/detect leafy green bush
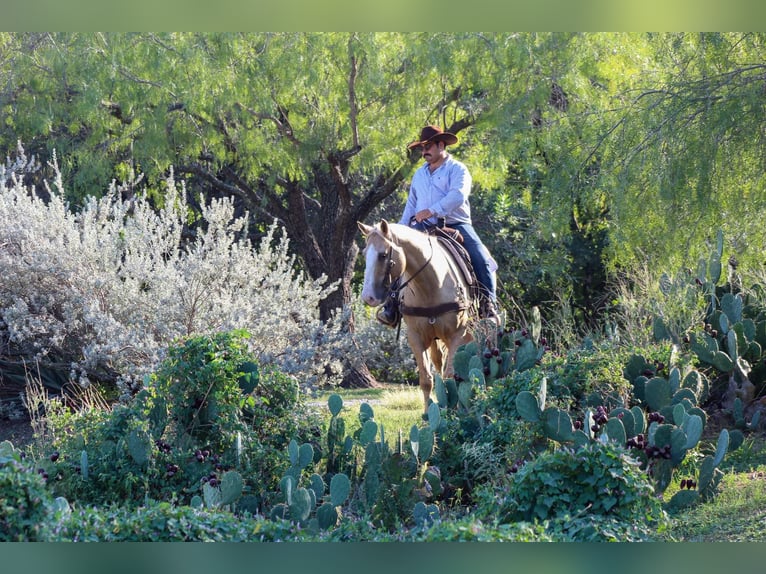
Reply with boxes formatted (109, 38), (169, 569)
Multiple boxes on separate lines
(148, 330), (258, 452)
(46, 501), (292, 542)
(543, 513), (663, 542)
(32, 331), (321, 508)
(547, 343), (641, 409)
(0, 441), (55, 541)
(476, 441), (667, 529)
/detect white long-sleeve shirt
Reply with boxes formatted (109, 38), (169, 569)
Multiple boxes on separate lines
(399, 154), (472, 226)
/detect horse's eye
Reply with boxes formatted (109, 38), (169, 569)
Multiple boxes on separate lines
(378, 250), (389, 261)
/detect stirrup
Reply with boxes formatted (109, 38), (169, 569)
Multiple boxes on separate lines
(376, 301), (400, 327)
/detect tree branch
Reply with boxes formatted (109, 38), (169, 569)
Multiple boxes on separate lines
(178, 162), (289, 223)
(347, 34), (360, 149)
(235, 101), (302, 148)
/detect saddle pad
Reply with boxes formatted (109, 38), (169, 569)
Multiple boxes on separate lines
(433, 231), (480, 302)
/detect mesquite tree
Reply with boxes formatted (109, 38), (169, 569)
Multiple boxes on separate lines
(3, 33), (766, 349)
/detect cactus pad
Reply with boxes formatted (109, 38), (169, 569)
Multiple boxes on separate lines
(543, 408), (574, 443)
(328, 394), (343, 416)
(317, 502), (339, 530)
(645, 377), (671, 411)
(220, 470), (244, 506)
(330, 473), (351, 506)
(516, 390), (541, 422)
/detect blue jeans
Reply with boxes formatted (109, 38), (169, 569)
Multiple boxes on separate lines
(412, 220), (497, 305)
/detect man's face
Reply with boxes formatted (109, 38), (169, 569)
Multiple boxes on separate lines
(421, 140), (442, 164)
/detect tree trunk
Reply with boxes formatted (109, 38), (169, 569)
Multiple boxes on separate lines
(340, 361), (380, 389)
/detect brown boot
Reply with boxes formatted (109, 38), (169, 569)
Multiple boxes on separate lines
(480, 300), (500, 326)
(376, 297), (400, 327)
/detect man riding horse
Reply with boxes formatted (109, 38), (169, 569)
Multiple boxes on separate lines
(377, 125), (499, 327)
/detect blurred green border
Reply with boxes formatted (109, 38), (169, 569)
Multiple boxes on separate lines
(3, 0), (764, 570)
(4, 540), (766, 573)
(1, 0), (764, 31)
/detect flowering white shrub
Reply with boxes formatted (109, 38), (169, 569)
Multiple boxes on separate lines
(0, 153), (355, 398)
(1, 141), (40, 185)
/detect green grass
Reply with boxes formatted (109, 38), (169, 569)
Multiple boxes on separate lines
(662, 437), (766, 541)
(313, 383), (424, 451)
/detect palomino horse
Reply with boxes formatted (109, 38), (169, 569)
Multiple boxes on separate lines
(358, 219), (477, 414)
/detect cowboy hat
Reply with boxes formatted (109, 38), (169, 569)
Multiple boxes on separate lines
(407, 125), (459, 149)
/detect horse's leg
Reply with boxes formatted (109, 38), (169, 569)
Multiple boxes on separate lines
(429, 340), (444, 376)
(408, 332), (434, 414)
(443, 330), (473, 381)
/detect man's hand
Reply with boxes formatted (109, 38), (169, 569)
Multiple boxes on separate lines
(414, 208), (433, 222)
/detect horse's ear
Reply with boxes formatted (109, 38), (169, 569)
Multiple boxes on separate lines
(358, 221), (373, 236)
(380, 219), (390, 235)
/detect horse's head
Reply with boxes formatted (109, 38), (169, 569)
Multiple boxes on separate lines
(358, 220), (405, 307)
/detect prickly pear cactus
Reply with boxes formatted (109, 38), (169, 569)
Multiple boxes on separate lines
(219, 470), (243, 506)
(317, 502), (339, 530)
(127, 429), (152, 466)
(515, 390), (542, 423)
(413, 501), (440, 528)
(329, 473), (351, 506)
